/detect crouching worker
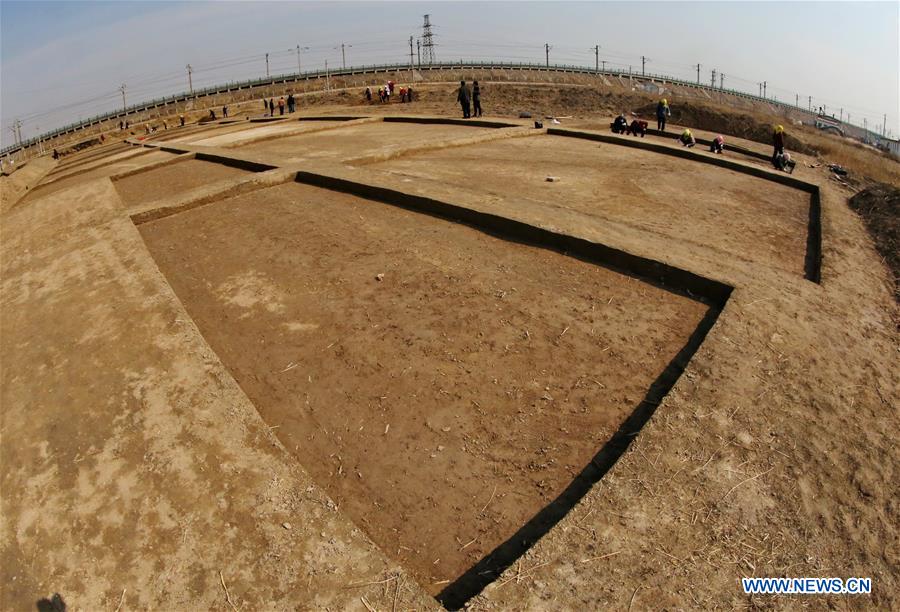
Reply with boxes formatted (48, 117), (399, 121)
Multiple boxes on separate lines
(709, 134), (725, 153)
(774, 150), (796, 173)
(679, 128), (695, 147)
(612, 113), (628, 134)
(628, 119), (648, 137)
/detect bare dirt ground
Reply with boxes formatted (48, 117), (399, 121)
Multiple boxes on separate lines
(0, 155), (56, 215)
(2, 103), (898, 611)
(113, 158), (251, 208)
(365, 134), (811, 278)
(234, 121), (492, 163)
(138, 182), (709, 593)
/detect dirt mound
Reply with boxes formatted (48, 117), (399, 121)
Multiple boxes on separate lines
(637, 101), (816, 155)
(849, 183), (900, 301)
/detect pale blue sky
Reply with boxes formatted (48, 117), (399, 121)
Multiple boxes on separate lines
(1, 1), (898, 144)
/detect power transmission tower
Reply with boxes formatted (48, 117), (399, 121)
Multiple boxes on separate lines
(720, 73), (724, 89)
(265, 52), (270, 78)
(696, 63), (701, 84)
(421, 14), (436, 64)
(884, 114), (887, 136)
(545, 43), (551, 67)
(710, 68), (716, 88)
(641, 56), (648, 76)
(795, 93), (799, 107)
(119, 83), (127, 111)
(602, 60), (607, 71)
(593, 45), (599, 72)
(416, 39), (421, 68)
(808, 96), (812, 112)
(186, 64), (193, 94)
(763, 81), (767, 98)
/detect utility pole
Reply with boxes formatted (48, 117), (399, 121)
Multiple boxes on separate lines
(696, 63), (701, 84)
(265, 52), (270, 78)
(795, 93), (799, 107)
(296, 45), (309, 74)
(840, 108), (843, 122)
(758, 83), (762, 97)
(641, 56), (647, 76)
(338, 43), (351, 70)
(710, 68), (716, 88)
(763, 81), (767, 98)
(409, 36), (414, 69)
(884, 114), (888, 136)
(325, 59), (329, 91)
(808, 96), (812, 112)
(593, 45), (599, 72)
(186, 64), (193, 94)
(421, 14), (436, 64)
(416, 39), (421, 69)
(545, 43), (550, 67)
(602, 60), (607, 71)
(720, 73), (724, 89)
(119, 83), (127, 111)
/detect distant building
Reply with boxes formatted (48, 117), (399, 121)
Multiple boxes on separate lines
(814, 114), (844, 136)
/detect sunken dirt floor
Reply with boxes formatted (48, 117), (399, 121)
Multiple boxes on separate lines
(137, 182), (709, 592)
(113, 158), (252, 207)
(2, 113), (898, 611)
(233, 121), (493, 162)
(364, 134), (811, 278)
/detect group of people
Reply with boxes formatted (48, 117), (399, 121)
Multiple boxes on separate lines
(263, 94), (297, 116)
(456, 80), (483, 118)
(365, 82), (414, 103)
(612, 113), (648, 137)
(607, 97), (798, 172)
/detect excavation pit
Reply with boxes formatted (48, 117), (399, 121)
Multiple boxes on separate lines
(233, 120), (495, 164)
(113, 158), (255, 208)
(366, 134), (812, 277)
(189, 120), (349, 148)
(137, 181), (712, 594)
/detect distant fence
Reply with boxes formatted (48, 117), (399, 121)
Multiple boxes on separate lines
(0, 60), (860, 157)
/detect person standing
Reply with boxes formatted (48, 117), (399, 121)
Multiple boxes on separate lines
(656, 98), (670, 131)
(457, 80), (471, 118)
(472, 80), (483, 117)
(263, 98), (269, 115)
(278, 96), (286, 115)
(222, 105), (228, 118)
(365, 87), (372, 102)
(268, 98), (275, 116)
(772, 125), (785, 168)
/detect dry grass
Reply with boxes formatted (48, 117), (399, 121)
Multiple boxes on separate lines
(795, 128), (900, 186)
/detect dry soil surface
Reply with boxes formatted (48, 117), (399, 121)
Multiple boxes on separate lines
(138, 182), (709, 592)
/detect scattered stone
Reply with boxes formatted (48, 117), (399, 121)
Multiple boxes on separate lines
(375, 273), (385, 281)
(545, 176), (559, 182)
(282, 522), (292, 530)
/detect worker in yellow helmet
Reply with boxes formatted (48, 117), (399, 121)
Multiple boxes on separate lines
(772, 124), (786, 168)
(679, 128), (696, 148)
(656, 98), (671, 131)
